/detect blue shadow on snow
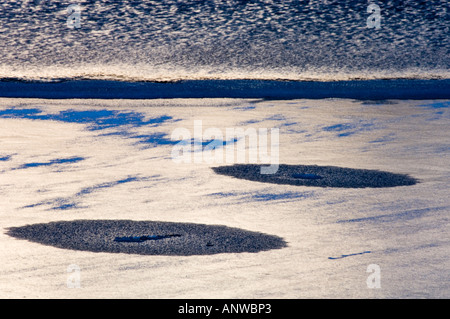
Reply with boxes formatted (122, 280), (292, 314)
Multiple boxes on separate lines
(17, 156), (84, 169)
(0, 108), (173, 131)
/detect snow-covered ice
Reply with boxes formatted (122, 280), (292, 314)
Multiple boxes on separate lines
(0, 97), (448, 298)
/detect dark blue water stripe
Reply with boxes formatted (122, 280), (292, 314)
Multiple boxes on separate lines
(0, 79), (449, 100)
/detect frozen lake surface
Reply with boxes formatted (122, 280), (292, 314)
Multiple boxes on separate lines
(0, 97), (448, 298)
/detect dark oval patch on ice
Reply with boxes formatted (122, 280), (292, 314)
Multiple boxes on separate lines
(212, 164), (418, 188)
(6, 220), (287, 256)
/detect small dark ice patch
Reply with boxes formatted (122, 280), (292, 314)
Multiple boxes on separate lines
(212, 164), (418, 188)
(292, 173), (323, 180)
(114, 234), (182, 242)
(328, 251), (372, 260)
(6, 220), (287, 256)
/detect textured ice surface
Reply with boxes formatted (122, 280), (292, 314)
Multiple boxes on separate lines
(0, 0), (448, 82)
